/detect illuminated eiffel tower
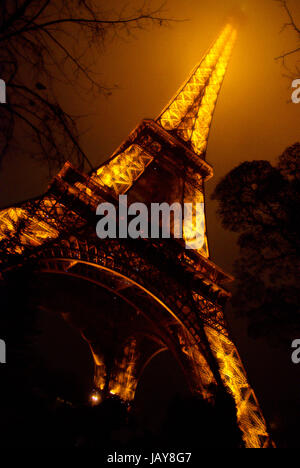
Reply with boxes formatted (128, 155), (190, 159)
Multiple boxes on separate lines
(0, 25), (273, 448)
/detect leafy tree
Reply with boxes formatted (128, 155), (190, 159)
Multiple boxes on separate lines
(0, 0), (173, 172)
(212, 143), (300, 341)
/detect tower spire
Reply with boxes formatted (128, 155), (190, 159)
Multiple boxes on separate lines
(157, 24), (237, 157)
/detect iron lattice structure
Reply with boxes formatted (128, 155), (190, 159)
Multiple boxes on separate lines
(0, 25), (273, 448)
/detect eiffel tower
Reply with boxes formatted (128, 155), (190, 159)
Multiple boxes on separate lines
(0, 24), (273, 448)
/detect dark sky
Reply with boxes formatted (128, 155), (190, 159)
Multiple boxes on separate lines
(1, 0), (300, 441)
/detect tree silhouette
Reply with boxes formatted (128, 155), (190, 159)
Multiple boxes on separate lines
(0, 0), (174, 172)
(212, 143), (300, 342)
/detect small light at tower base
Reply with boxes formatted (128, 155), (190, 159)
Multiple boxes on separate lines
(90, 390), (101, 405)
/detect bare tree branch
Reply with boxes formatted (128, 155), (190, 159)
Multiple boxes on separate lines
(275, 0), (300, 64)
(277, 0), (300, 34)
(0, 0), (176, 173)
(275, 47), (300, 60)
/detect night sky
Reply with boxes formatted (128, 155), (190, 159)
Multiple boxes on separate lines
(1, 0), (300, 443)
